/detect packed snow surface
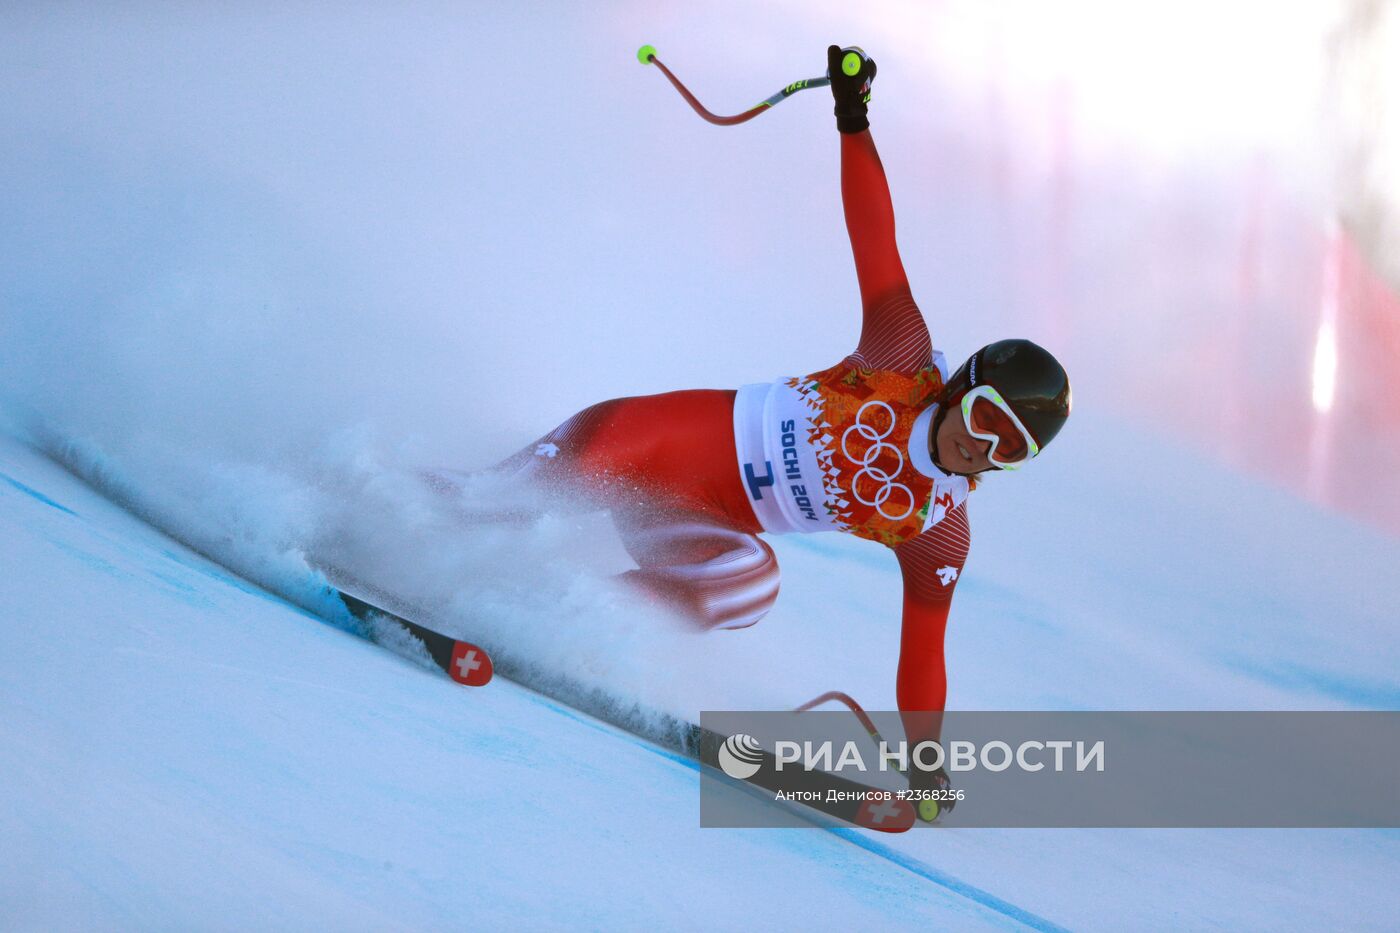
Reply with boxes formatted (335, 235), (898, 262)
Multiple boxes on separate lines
(3, 3), (1399, 929)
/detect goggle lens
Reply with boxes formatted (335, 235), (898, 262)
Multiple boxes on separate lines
(967, 395), (1030, 463)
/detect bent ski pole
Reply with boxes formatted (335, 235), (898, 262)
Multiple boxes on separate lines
(795, 690), (887, 748)
(636, 44), (830, 126)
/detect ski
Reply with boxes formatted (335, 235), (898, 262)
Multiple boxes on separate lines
(686, 723), (916, 833)
(327, 574), (493, 687)
(315, 568), (908, 829)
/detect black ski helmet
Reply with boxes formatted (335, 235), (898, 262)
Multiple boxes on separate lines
(938, 338), (1072, 456)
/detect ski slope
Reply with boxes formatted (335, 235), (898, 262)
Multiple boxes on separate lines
(3, 415), (1399, 930)
(4, 3), (1400, 929)
(0, 434), (1043, 930)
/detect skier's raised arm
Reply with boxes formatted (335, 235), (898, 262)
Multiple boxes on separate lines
(827, 45), (931, 373)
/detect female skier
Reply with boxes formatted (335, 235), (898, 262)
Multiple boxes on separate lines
(454, 46), (1070, 807)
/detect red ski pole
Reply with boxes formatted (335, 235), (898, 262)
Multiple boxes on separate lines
(636, 44), (831, 126)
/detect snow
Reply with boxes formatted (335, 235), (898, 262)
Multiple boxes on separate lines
(0, 437), (1028, 930)
(3, 2), (1399, 929)
(4, 403), (1399, 930)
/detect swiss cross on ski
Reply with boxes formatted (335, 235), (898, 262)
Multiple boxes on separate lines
(450, 642), (493, 686)
(857, 793), (916, 832)
(332, 584), (495, 688)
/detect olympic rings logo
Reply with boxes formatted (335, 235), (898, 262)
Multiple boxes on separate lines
(840, 400), (915, 521)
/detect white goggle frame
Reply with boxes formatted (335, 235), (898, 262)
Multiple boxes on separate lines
(960, 384), (1039, 470)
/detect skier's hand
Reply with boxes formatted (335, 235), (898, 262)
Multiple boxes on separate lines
(827, 45), (877, 134)
(909, 765), (958, 823)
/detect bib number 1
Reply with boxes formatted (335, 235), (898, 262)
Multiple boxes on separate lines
(744, 460), (775, 500)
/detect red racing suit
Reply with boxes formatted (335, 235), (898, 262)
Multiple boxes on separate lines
(484, 130), (971, 732)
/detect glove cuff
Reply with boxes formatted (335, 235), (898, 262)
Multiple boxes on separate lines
(835, 111), (869, 134)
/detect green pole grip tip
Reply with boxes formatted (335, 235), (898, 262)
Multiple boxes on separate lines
(841, 51), (862, 76)
(637, 44), (657, 65)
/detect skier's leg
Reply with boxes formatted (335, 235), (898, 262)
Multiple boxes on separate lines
(460, 389), (761, 530)
(485, 398), (621, 483)
(418, 399), (630, 522)
(422, 389), (776, 628)
(614, 516), (780, 630)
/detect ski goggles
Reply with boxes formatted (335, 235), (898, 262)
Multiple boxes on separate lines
(960, 384), (1039, 470)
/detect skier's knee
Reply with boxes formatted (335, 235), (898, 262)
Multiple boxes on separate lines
(670, 533), (781, 631)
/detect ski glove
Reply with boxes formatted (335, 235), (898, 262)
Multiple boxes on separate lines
(827, 45), (877, 134)
(910, 765), (959, 823)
